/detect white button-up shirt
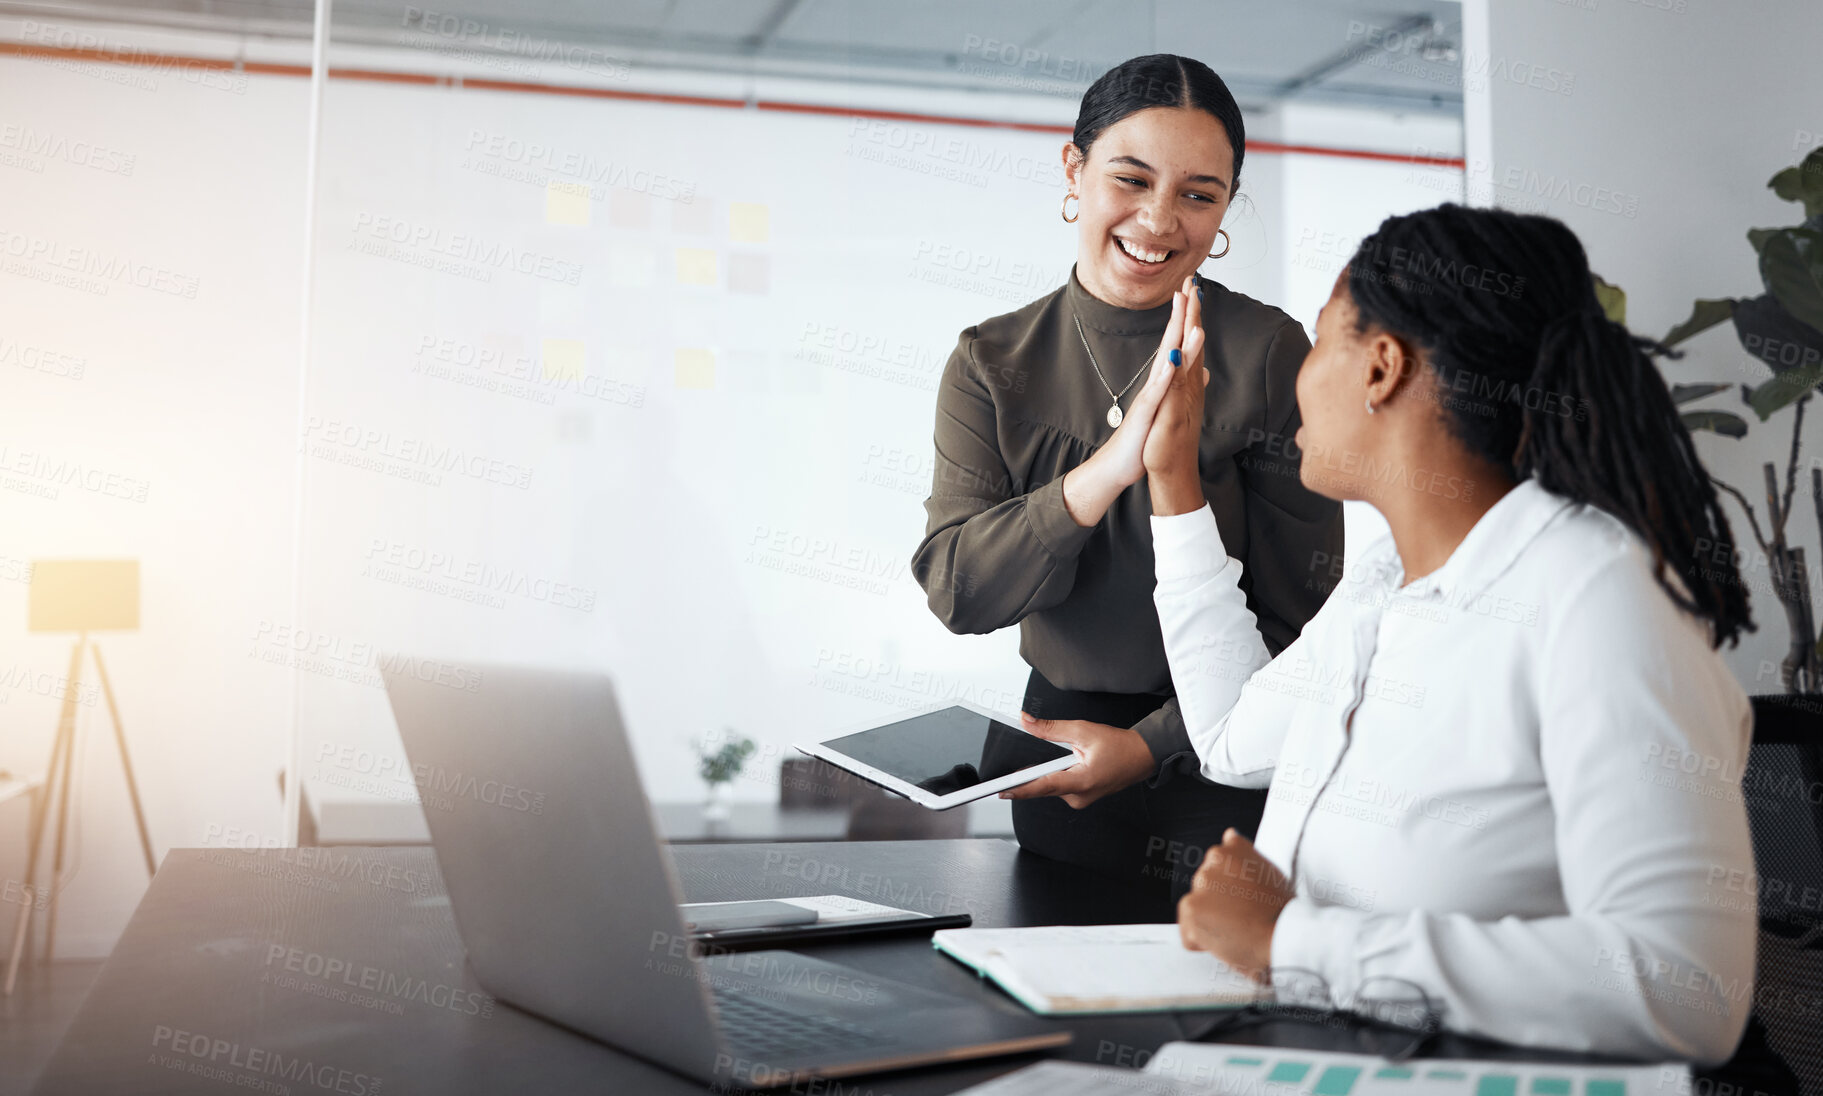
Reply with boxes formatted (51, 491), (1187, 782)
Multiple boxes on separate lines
(1152, 478), (1757, 1064)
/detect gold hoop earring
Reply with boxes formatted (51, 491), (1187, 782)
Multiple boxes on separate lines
(1061, 193), (1079, 223)
(1207, 228), (1231, 260)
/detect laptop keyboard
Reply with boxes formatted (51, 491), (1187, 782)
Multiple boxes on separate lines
(713, 987), (892, 1057)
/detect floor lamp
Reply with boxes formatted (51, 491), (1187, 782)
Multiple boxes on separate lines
(3, 560), (156, 996)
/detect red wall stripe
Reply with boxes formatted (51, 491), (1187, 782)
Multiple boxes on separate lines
(0, 39), (1466, 169)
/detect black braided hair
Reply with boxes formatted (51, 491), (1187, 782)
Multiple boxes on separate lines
(1072, 54), (1245, 192)
(1345, 203), (1753, 649)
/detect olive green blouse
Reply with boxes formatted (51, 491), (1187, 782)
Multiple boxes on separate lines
(912, 265), (1344, 782)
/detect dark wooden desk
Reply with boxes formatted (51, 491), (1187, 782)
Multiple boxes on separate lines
(32, 842), (1668, 1096)
(31, 842), (1179, 1095)
(653, 799), (1015, 844)
(298, 791), (1016, 845)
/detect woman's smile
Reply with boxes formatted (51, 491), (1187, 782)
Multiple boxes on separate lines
(1113, 235), (1177, 275)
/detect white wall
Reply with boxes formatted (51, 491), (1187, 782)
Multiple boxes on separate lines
(1260, 101), (1466, 550)
(0, 20), (1457, 955)
(1474, 0), (1823, 692)
(0, 40), (307, 956)
(292, 73), (1460, 824)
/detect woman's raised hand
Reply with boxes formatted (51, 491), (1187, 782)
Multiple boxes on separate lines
(1095, 284), (1192, 487)
(1143, 275), (1209, 483)
(1143, 276), (1213, 517)
(1059, 276), (1207, 527)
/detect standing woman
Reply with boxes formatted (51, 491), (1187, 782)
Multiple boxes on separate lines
(911, 54), (1343, 894)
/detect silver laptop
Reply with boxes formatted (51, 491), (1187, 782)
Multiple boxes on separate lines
(380, 661), (1071, 1089)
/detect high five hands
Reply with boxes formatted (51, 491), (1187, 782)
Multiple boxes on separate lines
(1018, 279), (1289, 971)
(1006, 275), (1213, 811)
(1061, 275), (1212, 527)
(1140, 276), (1217, 518)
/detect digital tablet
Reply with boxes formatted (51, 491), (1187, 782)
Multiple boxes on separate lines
(679, 895), (972, 952)
(795, 703), (1079, 810)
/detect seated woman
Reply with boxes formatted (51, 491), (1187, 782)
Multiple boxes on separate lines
(1047, 204), (1759, 1062)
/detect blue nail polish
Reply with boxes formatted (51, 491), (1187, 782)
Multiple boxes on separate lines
(1197, 286), (1204, 301)
(1169, 348), (1182, 367)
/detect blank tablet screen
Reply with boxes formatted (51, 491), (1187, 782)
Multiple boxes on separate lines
(820, 707), (1073, 796)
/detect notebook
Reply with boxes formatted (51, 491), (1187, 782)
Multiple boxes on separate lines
(931, 923), (1257, 1014)
(949, 1047), (1689, 1096)
(946, 1060), (1201, 1095)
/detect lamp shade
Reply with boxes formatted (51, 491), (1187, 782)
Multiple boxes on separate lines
(27, 560), (139, 633)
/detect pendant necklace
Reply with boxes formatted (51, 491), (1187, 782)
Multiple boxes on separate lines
(1073, 313), (1158, 428)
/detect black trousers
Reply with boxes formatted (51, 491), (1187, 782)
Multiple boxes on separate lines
(1014, 668), (1267, 900)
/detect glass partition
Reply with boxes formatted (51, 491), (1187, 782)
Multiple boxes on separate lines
(0, 0), (1464, 907)
(293, 0), (1465, 829)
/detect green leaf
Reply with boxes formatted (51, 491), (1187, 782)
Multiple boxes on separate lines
(1759, 227), (1823, 335)
(1732, 293), (1823, 376)
(1681, 410), (1749, 438)
(1593, 275), (1626, 325)
(1670, 382), (1731, 405)
(1663, 298), (1735, 348)
(1770, 148), (1823, 220)
(1747, 369), (1823, 419)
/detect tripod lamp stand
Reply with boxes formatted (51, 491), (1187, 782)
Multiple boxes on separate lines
(4, 559), (156, 996)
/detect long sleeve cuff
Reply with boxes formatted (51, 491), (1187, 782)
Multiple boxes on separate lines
(1150, 503), (1231, 584)
(1131, 702), (1199, 788)
(1270, 897), (1369, 1000)
(1024, 473), (1098, 559)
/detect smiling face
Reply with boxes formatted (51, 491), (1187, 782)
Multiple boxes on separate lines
(1063, 106), (1235, 310)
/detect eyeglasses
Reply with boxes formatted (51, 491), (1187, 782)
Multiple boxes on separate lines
(1176, 967), (1445, 1063)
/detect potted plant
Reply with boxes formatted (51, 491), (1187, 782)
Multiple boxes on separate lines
(696, 730), (757, 822)
(1636, 148), (1823, 693)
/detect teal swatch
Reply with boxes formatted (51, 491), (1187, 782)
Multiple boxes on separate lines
(1313, 1066), (1362, 1095)
(1227, 1057), (1264, 1067)
(1375, 1067), (1416, 1080)
(1267, 1062), (1313, 1084)
(1534, 1080), (1572, 1095)
(1586, 1082), (1626, 1096)
(1477, 1076), (1519, 1096)
(1430, 1072), (1469, 1081)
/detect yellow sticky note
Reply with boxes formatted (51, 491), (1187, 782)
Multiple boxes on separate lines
(675, 348), (715, 389)
(675, 248), (717, 285)
(729, 202), (770, 243)
(545, 181), (591, 226)
(541, 339), (585, 382)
